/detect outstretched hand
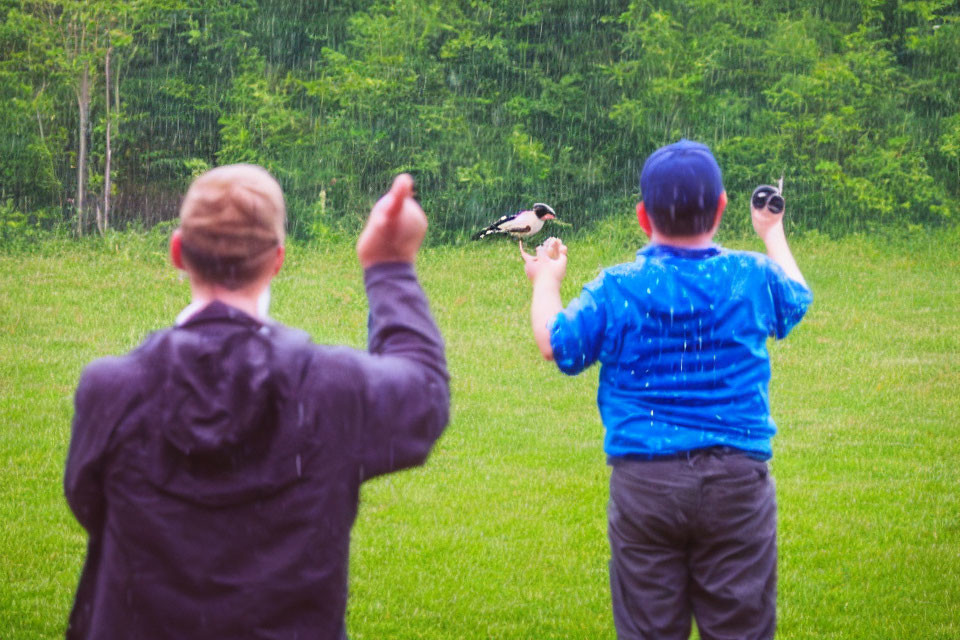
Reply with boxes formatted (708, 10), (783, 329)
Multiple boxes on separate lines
(521, 237), (568, 286)
(750, 198), (807, 286)
(357, 174), (427, 268)
(521, 237), (567, 361)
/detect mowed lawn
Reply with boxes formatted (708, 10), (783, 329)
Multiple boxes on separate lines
(1, 222), (958, 639)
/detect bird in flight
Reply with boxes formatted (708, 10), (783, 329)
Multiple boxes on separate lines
(472, 203), (558, 250)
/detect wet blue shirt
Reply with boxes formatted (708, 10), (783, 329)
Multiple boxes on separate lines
(550, 244), (812, 461)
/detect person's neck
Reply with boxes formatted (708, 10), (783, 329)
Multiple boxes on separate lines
(649, 229), (717, 249)
(188, 280), (266, 320)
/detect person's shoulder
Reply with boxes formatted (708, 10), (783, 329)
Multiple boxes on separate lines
(713, 247), (784, 278)
(717, 246), (768, 265)
(597, 251), (667, 291)
(77, 329), (171, 397)
(723, 248), (806, 283)
(265, 321), (359, 359)
(716, 249), (811, 307)
(265, 322), (369, 381)
(604, 260), (641, 277)
(588, 255), (648, 286)
(263, 321), (313, 349)
(78, 355), (126, 389)
(571, 262), (629, 302)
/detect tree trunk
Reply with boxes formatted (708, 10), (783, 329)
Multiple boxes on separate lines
(101, 46), (112, 235)
(76, 62), (90, 236)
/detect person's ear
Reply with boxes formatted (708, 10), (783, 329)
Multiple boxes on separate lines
(170, 229), (185, 270)
(713, 191), (727, 231)
(636, 202), (652, 238)
(271, 245), (285, 277)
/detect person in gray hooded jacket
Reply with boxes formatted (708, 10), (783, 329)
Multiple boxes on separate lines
(64, 166), (449, 639)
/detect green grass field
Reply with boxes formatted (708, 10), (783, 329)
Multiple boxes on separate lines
(2, 222), (958, 638)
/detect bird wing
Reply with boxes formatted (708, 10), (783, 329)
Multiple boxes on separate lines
(499, 219), (531, 233)
(502, 210), (548, 237)
(472, 212), (519, 240)
(498, 211), (537, 234)
(491, 212), (518, 227)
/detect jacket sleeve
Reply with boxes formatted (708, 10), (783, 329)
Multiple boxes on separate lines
(355, 262), (450, 481)
(64, 360), (115, 536)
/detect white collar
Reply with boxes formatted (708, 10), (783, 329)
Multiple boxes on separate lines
(175, 300), (208, 326)
(175, 286), (271, 326)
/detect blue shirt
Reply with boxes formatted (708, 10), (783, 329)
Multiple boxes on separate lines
(550, 243), (812, 460)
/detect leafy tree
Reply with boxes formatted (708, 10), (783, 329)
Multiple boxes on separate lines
(0, 0), (957, 239)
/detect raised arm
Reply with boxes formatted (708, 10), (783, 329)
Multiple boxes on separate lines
(353, 175), (449, 480)
(356, 173), (425, 268)
(751, 200), (807, 287)
(521, 238), (568, 361)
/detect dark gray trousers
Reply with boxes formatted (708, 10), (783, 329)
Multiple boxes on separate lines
(608, 448), (777, 640)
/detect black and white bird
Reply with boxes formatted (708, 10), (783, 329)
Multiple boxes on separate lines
(471, 203), (557, 249)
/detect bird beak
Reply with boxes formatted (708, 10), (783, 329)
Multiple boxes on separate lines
(543, 214), (556, 220)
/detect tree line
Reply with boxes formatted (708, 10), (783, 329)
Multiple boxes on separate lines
(1, 0), (957, 242)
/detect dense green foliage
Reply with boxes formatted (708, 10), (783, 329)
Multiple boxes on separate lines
(1, 0), (958, 240)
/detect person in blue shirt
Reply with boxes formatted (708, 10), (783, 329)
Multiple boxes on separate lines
(522, 139), (811, 640)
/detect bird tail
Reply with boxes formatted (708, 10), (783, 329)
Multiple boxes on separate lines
(471, 225), (503, 241)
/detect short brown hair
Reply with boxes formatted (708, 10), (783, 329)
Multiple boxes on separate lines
(179, 164), (286, 290)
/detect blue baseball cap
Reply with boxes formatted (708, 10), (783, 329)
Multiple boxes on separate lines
(640, 139), (724, 223)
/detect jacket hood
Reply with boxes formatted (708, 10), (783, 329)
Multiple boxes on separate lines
(159, 302), (284, 456)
